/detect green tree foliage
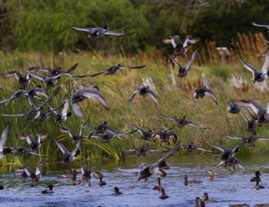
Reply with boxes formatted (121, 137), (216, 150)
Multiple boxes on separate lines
(1, 0), (269, 53)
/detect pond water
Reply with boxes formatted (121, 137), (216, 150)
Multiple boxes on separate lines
(1, 153), (269, 207)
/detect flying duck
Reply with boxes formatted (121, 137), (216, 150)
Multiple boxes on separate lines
(128, 123), (154, 141)
(53, 137), (81, 164)
(193, 86), (217, 104)
(166, 142), (214, 153)
(89, 64), (145, 77)
(59, 120), (89, 143)
(160, 115), (207, 129)
(239, 113), (258, 132)
(18, 133), (48, 151)
(88, 121), (118, 139)
(48, 95), (72, 122)
(71, 87), (109, 118)
(238, 48), (269, 83)
(153, 126), (177, 146)
(168, 48), (199, 77)
(72, 26), (135, 39)
(23, 160), (45, 186)
(0, 89), (28, 107)
(122, 145), (164, 157)
(128, 86), (158, 104)
(226, 132), (269, 148)
(90, 130), (136, 143)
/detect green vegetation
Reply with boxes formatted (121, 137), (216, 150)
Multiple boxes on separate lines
(0, 43), (269, 171)
(1, 0), (269, 53)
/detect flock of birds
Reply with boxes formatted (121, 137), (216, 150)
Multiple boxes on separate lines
(0, 22), (269, 207)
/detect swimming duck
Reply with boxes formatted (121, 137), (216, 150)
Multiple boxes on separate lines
(203, 192), (217, 203)
(88, 121), (118, 139)
(128, 123), (154, 141)
(208, 170), (220, 180)
(184, 175), (202, 185)
(98, 177), (107, 186)
(71, 173), (81, 185)
(238, 48), (269, 83)
(1, 87), (60, 120)
(159, 188), (169, 200)
(0, 89), (28, 107)
(252, 22), (269, 31)
(42, 184), (54, 194)
(23, 160), (45, 186)
(160, 115), (207, 129)
(193, 86), (217, 104)
(113, 187), (122, 195)
(226, 132), (269, 148)
(153, 178), (163, 191)
(227, 100), (269, 125)
(59, 120), (89, 143)
(128, 86), (158, 104)
(72, 26), (135, 39)
(163, 35), (199, 57)
(118, 143), (180, 181)
(251, 170), (264, 189)
(89, 64), (145, 77)
(18, 133), (48, 151)
(81, 165), (91, 186)
(239, 113), (258, 132)
(53, 137), (81, 164)
(168, 48), (199, 77)
(195, 197), (201, 207)
(48, 95), (72, 123)
(206, 141), (242, 165)
(123, 145), (164, 157)
(71, 87), (109, 118)
(2, 70), (34, 89)
(166, 142), (214, 153)
(153, 126), (177, 146)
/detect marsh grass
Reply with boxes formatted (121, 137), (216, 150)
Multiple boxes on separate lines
(0, 33), (269, 172)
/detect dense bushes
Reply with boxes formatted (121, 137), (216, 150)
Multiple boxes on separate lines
(0, 0), (269, 53)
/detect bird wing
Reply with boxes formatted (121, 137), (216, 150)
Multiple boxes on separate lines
(103, 30), (135, 36)
(53, 137), (68, 155)
(61, 95), (70, 116)
(25, 70), (46, 81)
(239, 113), (249, 122)
(38, 87), (61, 110)
(71, 140), (81, 157)
(118, 168), (141, 173)
(79, 120), (89, 136)
(193, 144), (214, 153)
(205, 141), (225, 152)
(255, 136), (269, 141)
(118, 65), (145, 70)
(186, 121), (207, 129)
(148, 91), (158, 104)
(0, 125), (9, 153)
(252, 22), (269, 29)
(37, 133), (48, 142)
(127, 123), (144, 135)
(71, 102), (84, 118)
(89, 69), (109, 77)
(261, 47), (269, 74)
(226, 136), (244, 140)
(238, 58), (258, 77)
(204, 89), (217, 104)
(59, 128), (75, 138)
(72, 27), (96, 33)
(23, 166), (34, 177)
(128, 89), (140, 101)
(82, 90), (110, 110)
(160, 117), (177, 121)
(155, 142), (181, 166)
(168, 54), (183, 69)
(1, 113), (25, 117)
(186, 48), (199, 71)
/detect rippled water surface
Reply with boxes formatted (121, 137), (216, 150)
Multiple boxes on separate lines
(1, 154), (269, 207)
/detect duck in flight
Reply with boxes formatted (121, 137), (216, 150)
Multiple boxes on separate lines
(193, 86), (217, 104)
(160, 115), (207, 129)
(168, 48), (199, 77)
(72, 25), (135, 39)
(128, 86), (158, 104)
(238, 48), (269, 83)
(89, 64), (145, 77)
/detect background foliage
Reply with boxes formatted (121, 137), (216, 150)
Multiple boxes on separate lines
(0, 0), (269, 53)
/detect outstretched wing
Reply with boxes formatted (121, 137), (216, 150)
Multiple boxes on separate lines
(128, 89), (139, 101)
(103, 30), (135, 36)
(261, 47), (269, 74)
(186, 48), (199, 71)
(238, 58), (258, 77)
